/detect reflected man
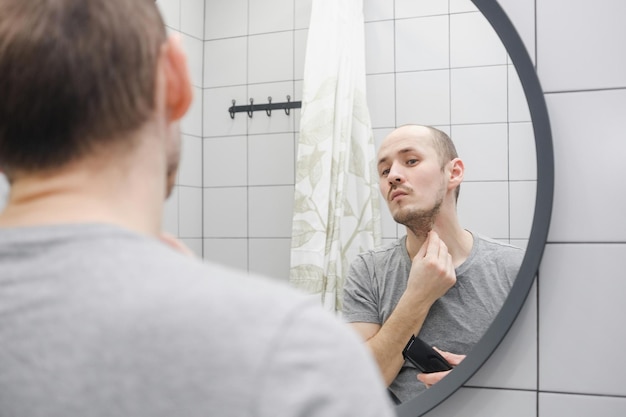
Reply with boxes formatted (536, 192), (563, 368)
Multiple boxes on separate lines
(343, 124), (523, 403)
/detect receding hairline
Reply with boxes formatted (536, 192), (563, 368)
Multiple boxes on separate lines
(378, 124), (457, 165)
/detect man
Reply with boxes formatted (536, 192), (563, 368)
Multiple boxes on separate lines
(0, 1), (395, 416)
(343, 124), (523, 403)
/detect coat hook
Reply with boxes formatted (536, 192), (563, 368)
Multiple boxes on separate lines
(247, 98), (254, 118)
(266, 96), (272, 116)
(229, 99), (236, 119)
(285, 95), (291, 115)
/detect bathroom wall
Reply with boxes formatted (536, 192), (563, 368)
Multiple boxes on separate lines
(158, 0), (535, 279)
(160, 0), (626, 415)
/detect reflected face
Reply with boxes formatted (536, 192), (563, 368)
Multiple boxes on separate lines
(377, 126), (448, 232)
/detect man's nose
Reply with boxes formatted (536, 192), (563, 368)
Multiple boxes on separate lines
(387, 165), (405, 185)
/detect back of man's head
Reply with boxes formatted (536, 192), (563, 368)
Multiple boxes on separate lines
(0, 0), (167, 177)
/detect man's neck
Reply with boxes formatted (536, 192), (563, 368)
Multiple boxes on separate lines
(0, 156), (165, 237)
(404, 221), (473, 268)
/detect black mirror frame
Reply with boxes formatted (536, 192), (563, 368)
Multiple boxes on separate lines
(396, 0), (554, 416)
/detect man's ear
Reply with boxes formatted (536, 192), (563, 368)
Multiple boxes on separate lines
(447, 158), (464, 191)
(161, 35), (193, 122)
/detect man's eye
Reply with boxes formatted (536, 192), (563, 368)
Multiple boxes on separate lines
(407, 159), (418, 165)
(380, 169), (389, 177)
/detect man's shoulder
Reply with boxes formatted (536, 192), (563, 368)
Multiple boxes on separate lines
(475, 234), (525, 257)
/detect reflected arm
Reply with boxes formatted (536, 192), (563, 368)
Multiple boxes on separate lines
(350, 294), (432, 387)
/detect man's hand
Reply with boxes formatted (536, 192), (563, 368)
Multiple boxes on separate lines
(405, 230), (457, 305)
(416, 348), (465, 388)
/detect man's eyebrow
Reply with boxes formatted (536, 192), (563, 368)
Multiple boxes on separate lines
(377, 147), (417, 166)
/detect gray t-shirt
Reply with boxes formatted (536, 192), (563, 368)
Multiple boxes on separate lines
(343, 232), (523, 403)
(0, 223), (395, 417)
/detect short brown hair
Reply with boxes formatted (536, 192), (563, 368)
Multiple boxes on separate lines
(0, 0), (167, 175)
(425, 126), (461, 202)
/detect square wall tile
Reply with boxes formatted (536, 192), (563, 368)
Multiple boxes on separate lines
(249, 0), (294, 34)
(468, 283), (537, 390)
(204, 0), (247, 40)
(423, 388), (536, 417)
(537, 0), (626, 91)
(396, 16), (449, 72)
(204, 37), (247, 88)
(248, 32), (294, 84)
(249, 133), (295, 186)
(509, 65), (532, 123)
(451, 123), (509, 182)
(395, 0), (448, 18)
(365, 21), (394, 75)
(509, 122), (536, 181)
(364, 0), (393, 22)
(540, 392), (626, 417)
(178, 186), (202, 238)
(451, 66), (508, 124)
(450, 12), (507, 68)
(203, 136), (247, 187)
(457, 181), (509, 240)
(396, 70), (450, 126)
(509, 180), (536, 241)
(180, 0), (204, 39)
(546, 89), (626, 242)
(249, 238), (292, 281)
(539, 244), (626, 396)
(203, 86), (247, 137)
(366, 74), (395, 129)
(295, 0), (313, 29)
(294, 29), (308, 80)
(203, 238), (248, 272)
(248, 185), (294, 238)
(247, 82), (295, 135)
(203, 187), (247, 237)
(181, 34), (203, 88)
(181, 85), (203, 137)
(449, 0), (477, 13)
(162, 186), (179, 235)
(178, 135), (202, 187)
(157, 0), (180, 31)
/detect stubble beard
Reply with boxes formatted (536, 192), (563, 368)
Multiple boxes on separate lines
(391, 192), (444, 239)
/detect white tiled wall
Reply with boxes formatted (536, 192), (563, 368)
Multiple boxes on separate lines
(198, 0), (304, 281)
(161, 1), (626, 415)
(364, 0), (535, 245)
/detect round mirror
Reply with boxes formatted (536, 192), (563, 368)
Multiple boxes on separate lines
(390, 0), (554, 415)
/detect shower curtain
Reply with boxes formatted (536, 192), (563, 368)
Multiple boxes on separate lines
(289, 0), (382, 313)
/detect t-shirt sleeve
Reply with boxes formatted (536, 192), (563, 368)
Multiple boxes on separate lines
(253, 302), (395, 417)
(342, 254), (382, 324)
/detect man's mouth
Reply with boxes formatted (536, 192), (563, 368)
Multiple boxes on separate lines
(389, 189), (409, 201)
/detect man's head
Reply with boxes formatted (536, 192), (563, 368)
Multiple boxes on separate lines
(0, 0), (187, 185)
(376, 125), (463, 234)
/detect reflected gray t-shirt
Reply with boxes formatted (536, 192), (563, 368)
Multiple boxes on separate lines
(343, 232), (523, 403)
(0, 223), (395, 417)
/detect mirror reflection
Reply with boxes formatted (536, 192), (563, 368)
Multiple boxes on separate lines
(346, 0), (537, 404)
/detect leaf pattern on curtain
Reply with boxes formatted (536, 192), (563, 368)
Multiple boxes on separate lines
(289, 0), (381, 313)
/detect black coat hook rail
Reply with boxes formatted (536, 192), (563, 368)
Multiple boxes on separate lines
(229, 95), (301, 119)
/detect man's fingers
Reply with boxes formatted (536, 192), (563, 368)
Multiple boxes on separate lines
(417, 369), (452, 388)
(433, 347), (466, 367)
